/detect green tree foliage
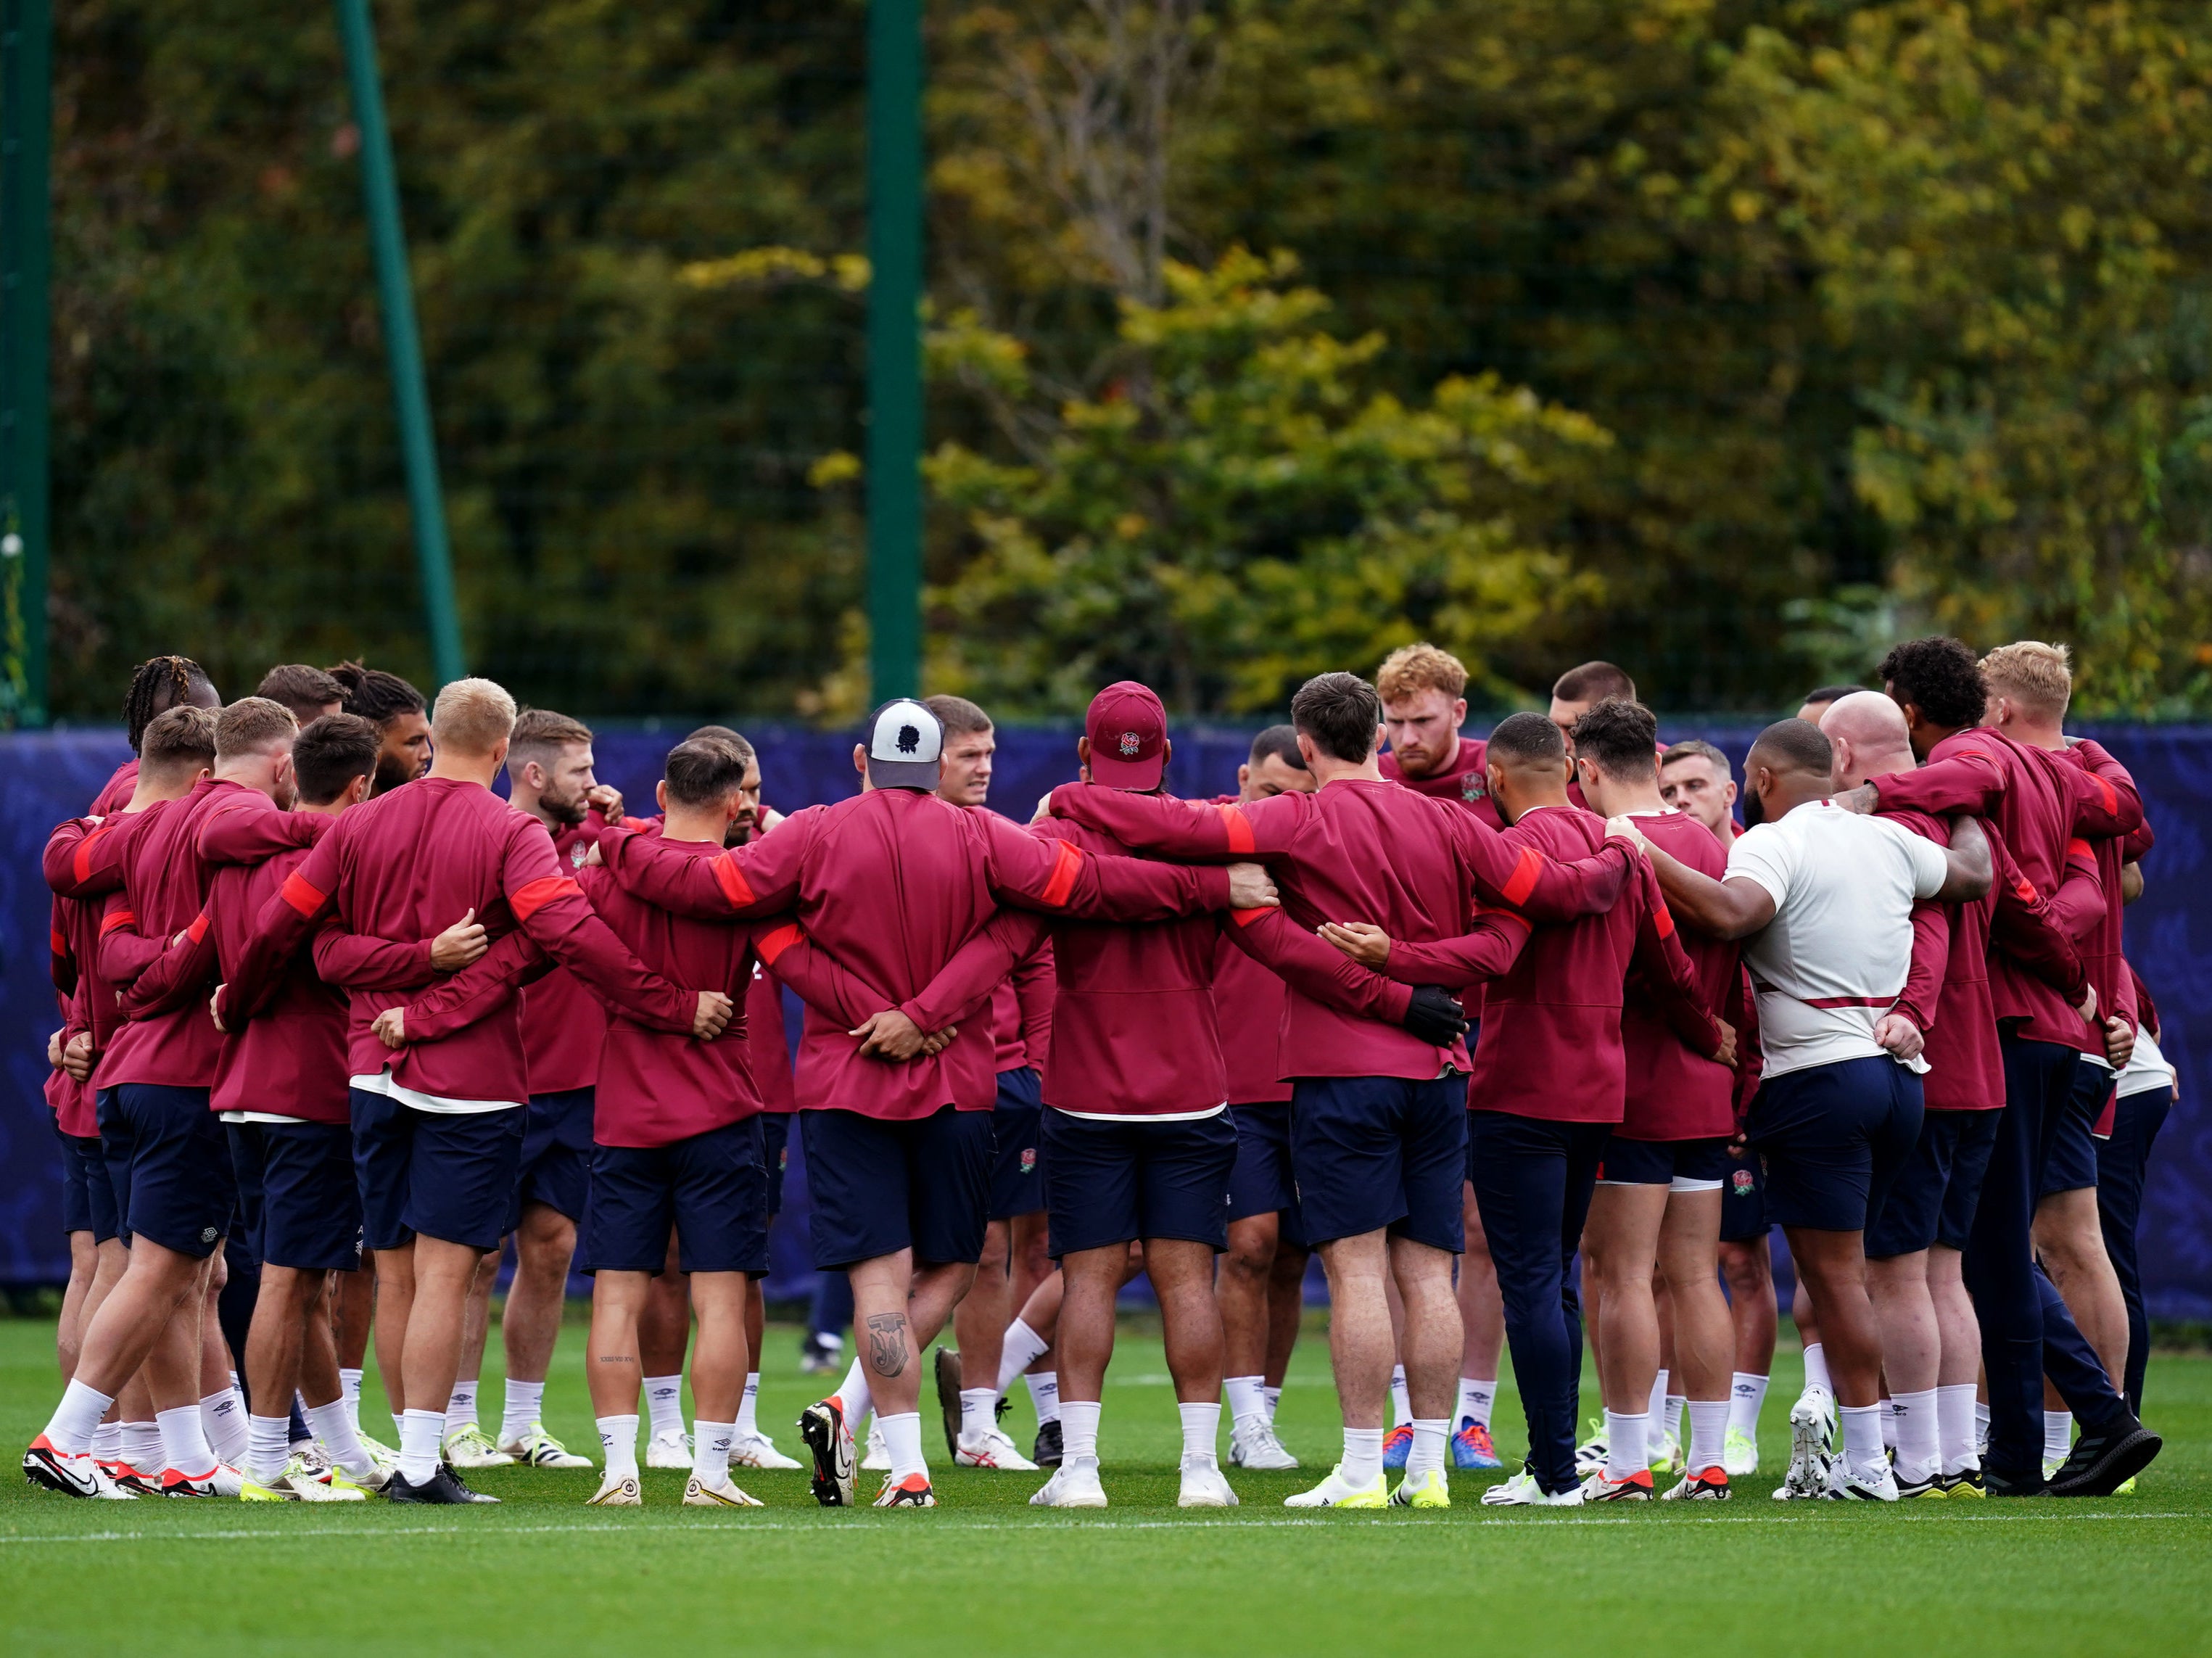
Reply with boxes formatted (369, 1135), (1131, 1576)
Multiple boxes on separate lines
(32, 0), (2212, 719)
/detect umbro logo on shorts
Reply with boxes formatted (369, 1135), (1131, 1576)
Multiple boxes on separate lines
(199, 1226), (218, 1243)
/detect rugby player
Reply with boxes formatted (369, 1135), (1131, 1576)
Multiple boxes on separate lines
(254, 664), (345, 725)
(329, 661), (432, 796)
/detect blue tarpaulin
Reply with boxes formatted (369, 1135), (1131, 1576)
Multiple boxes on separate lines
(5, 722), (2204, 1316)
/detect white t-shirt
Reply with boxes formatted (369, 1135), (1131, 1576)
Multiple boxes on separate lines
(2117, 1025), (2177, 1100)
(350, 1069), (520, 1116)
(1726, 799), (1950, 1080)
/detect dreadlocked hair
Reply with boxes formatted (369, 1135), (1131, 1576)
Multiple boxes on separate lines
(123, 656), (212, 753)
(326, 660), (426, 728)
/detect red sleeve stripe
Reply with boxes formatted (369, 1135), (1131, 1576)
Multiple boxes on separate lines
(1499, 846), (1542, 908)
(49, 928), (67, 954)
(185, 912), (209, 944)
(2066, 838), (2092, 863)
(509, 875), (580, 923)
(1473, 904), (1532, 931)
(1039, 838), (1083, 909)
(279, 870), (327, 917)
(1229, 904), (1271, 930)
(1214, 803), (1257, 855)
(712, 853), (757, 910)
(73, 824), (110, 886)
(2014, 876), (2038, 902)
(2092, 775), (2118, 813)
(99, 907), (136, 935)
(1651, 899), (1675, 939)
(755, 923), (801, 965)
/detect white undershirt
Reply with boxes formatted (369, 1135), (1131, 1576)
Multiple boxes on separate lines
(350, 1069), (520, 1115)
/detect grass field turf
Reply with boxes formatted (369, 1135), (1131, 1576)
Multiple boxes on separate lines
(2, 1314), (2206, 1657)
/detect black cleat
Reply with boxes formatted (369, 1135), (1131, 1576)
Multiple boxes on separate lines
(934, 1347), (964, 1460)
(800, 1398), (856, 1507)
(1984, 1464), (2047, 1498)
(1032, 1417), (1064, 1468)
(2048, 1422), (2161, 1498)
(387, 1464), (499, 1505)
(1938, 1467), (1987, 1499)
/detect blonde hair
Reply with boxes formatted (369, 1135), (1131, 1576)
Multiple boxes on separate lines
(1376, 642), (1468, 704)
(1980, 640), (2072, 719)
(430, 677), (519, 756)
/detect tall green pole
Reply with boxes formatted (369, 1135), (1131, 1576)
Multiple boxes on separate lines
(866, 0), (923, 703)
(335, 0), (465, 688)
(0, 0), (52, 726)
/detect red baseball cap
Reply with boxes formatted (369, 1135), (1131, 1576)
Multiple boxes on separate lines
(1085, 680), (1168, 790)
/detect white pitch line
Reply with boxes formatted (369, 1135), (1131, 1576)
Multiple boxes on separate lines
(0, 1511), (2195, 1546)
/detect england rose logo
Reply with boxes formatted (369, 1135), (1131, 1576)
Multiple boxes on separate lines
(1119, 731), (1142, 757)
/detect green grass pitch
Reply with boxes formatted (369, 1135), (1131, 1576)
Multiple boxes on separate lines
(1, 1313), (2206, 1657)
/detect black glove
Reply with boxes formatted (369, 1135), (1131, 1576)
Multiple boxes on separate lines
(1403, 984), (1469, 1047)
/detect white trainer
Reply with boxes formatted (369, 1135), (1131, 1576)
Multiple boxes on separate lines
(645, 1428), (693, 1470)
(499, 1425), (594, 1469)
(1480, 1470), (1585, 1507)
(730, 1431), (804, 1471)
(1229, 1417), (1299, 1471)
(1775, 1387), (1835, 1500)
(442, 1426), (513, 1470)
(1722, 1426), (1760, 1477)
(1283, 1465), (1387, 1509)
(956, 1426), (1039, 1471)
(1029, 1461), (1108, 1507)
(683, 1474), (764, 1507)
(1826, 1459), (1900, 1501)
(281, 1456), (367, 1502)
(586, 1471), (642, 1506)
(861, 1419), (891, 1472)
(1177, 1456), (1239, 1508)
(1648, 1430), (1683, 1476)
(1572, 1418), (1610, 1478)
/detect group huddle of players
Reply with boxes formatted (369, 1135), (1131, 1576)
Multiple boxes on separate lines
(21, 636), (2174, 1511)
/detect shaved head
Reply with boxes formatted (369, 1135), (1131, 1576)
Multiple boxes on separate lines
(1821, 690), (1917, 790)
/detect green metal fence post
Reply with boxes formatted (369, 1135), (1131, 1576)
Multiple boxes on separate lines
(335, 0), (466, 688)
(0, 0), (53, 726)
(866, 0), (923, 704)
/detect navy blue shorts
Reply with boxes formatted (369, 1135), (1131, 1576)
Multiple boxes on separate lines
(56, 1122), (120, 1245)
(351, 1089), (525, 1254)
(104, 1084), (232, 1258)
(1226, 1102), (1306, 1247)
(583, 1118), (768, 1277)
(760, 1110), (791, 1218)
(989, 1067), (1047, 1221)
(509, 1087), (593, 1229)
(1865, 1107), (2002, 1258)
(229, 1121), (362, 1272)
(1042, 1108), (1238, 1256)
(1596, 1134), (1731, 1189)
(1290, 1073), (1468, 1253)
(801, 1105), (993, 1270)
(94, 1087), (134, 1245)
(1746, 1055), (1923, 1234)
(2041, 1060), (2110, 1199)
(1717, 1144), (1770, 1241)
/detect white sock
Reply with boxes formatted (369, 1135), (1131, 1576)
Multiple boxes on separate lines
(693, 1419), (734, 1486)
(399, 1407), (445, 1485)
(1456, 1377), (1496, 1430)
(1974, 1398), (1992, 1454)
(1937, 1384), (1981, 1475)
(1664, 1393), (1687, 1449)
(1606, 1410), (1650, 1482)
(1892, 1387), (1939, 1480)
(1026, 1372), (1060, 1425)
(737, 1374), (761, 1439)
(445, 1376), (479, 1432)
(996, 1318), (1052, 1396)
(1406, 1417), (1448, 1480)
(596, 1414), (640, 1481)
(202, 1386), (249, 1467)
(1802, 1343), (1831, 1395)
(1839, 1402), (1885, 1478)
(1340, 1425), (1385, 1487)
(392, 1412), (408, 1447)
(960, 1387), (998, 1444)
(1687, 1399), (1728, 1474)
(41, 1378), (115, 1457)
(1881, 1396), (1898, 1451)
(1388, 1365), (1411, 1428)
(2044, 1409), (2073, 1463)
(500, 1378), (545, 1445)
(159, 1403), (217, 1476)
(339, 1366), (363, 1412)
(880, 1412), (926, 1482)
(92, 1419), (123, 1462)
(247, 1414), (291, 1484)
(1728, 1372), (1769, 1439)
(291, 1394), (317, 1450)
(834, 1358), (872, 1425)
(643, 1375), (686, 1440)
(1646, 1367), (1670, 1424)
(121, 1420), (160, 1470)
(1061, 1399), (1102, 1467)
(1179, 1401), (1221, 1466)
(1263, 1385), (1282, 1423)
(307, 1398), (376, 1481)
(1225, 1374), (1266, 1427)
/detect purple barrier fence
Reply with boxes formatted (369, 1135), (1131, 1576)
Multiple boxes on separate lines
(4, 723), (2204, 1317)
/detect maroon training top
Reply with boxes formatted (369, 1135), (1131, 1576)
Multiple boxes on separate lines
(1618, 810), (1740, 1142)
(518, 815), (620, 1096)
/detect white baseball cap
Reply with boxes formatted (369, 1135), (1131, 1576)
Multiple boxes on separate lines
(864, 698), (943, 789)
